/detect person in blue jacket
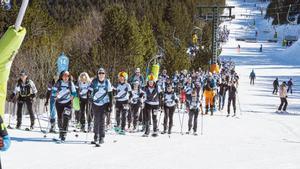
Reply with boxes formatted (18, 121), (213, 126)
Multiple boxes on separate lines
(88, 68), (113, 147)
(52, 71), (76, 142)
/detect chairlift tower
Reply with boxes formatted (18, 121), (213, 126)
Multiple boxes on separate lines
(197, 5), (235, 73)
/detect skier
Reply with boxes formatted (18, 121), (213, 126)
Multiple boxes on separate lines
(52, 70), (76, 142)
(278, 81), (288, 113)
(272, 77), (279, 95)
(249, 69), (256, 85)
(203, 72), (216, 115)
(10, 70), (37, 130)
(227, 81), (237, 117)
(237, 44), (240, 53)
(77, 72), (92, 132)
(45, 75), (58, 133)
(218, 78), (228, 111)
(259, 44), (263, 52)
(287, 78), (293, 94)
(129, 68), (145, 87)
(184, 77), (194, 107)
(129, 80), (144, 131)
(143, 74), (162, 137)
(88, 68), (112, 147)
(114, 71), (132, 134)
(162, 84), (179, 134)
(0, 115), (11, 169)
(186, 88), (201, 135)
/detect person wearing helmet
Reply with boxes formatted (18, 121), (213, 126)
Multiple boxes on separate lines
(113, 71), (132, 134)
(162, 84), (178, 134)
(10, 70), (38, 130)
(52, 70), (76, 142)
(142, 74), (162, 137)
(129, 80), (144, 131)
(77, 72), (92, 132)
(88, 68), (112, 147)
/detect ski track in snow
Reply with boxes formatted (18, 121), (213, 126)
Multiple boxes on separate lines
(3, 0), (300, 169)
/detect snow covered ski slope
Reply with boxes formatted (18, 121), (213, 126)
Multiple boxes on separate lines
(3, 0), (300, 169)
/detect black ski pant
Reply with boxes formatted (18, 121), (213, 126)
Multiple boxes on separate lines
(163, 105), (175, 132)
(250, 78), (255, 85)
(287, 86), (292, 94)
(17, 98), (35, 126)
(79, 98), (92, 128)
(188, 108), (199, 132)
(129, 103), (140, 128)
(115, 100), (129, 130)
(143, 103), (159, 134)
(93, 103), (107, 140)
(272, 87), (278, 94)
(55, 101), (72, 138)
(227, 96), (236, 115)
(278, 97), (288, 111)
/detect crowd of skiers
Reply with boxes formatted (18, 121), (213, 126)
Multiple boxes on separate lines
(8, 60), (240, 146)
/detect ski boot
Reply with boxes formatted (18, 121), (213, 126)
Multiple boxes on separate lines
(91, 134), (98, 144)
(161, 130), (167, 134)
(99, 137), (104, 144)
(152, 131), (158, 137)
(16, 122), (21, 129)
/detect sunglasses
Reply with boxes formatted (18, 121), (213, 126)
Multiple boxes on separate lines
(98, 72), (105, 75)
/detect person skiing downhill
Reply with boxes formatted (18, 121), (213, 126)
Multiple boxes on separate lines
(249, 69), (256, 85)
(114, 71), (132, 134)
(88, 68), (113, 147)
(278, 81), (288, 113)
(287, 78), (293, 94)
(10, 70), (38, 130)
(52, 71), (76, 142)
(272, 77), (279, 95)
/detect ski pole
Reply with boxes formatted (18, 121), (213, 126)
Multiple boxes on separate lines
(157, 108), (163, 131)
(176, 104), (182, 133)
(34, 100), (46, 134)
(180, 103), (186, 135)
(237, 92), (242, 116)
(7, 102), (13, 129)
(200, 104), (204, 135)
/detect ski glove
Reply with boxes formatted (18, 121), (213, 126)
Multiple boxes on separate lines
(0, 135), (11, 152)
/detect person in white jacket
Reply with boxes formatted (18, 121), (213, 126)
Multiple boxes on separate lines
(278, 81), (288, 112)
